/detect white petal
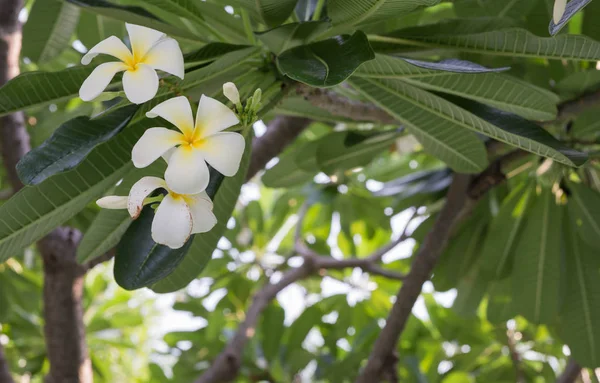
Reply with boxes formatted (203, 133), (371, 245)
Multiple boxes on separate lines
(162, 147), (177, 164)
(223, 82), (240, 104)
(553, 0), (567, 23)
(165, 146), (209, 194)
(144, 38), (184, 79)
(188, 196), (217, 234)
(122, 63), (159, 104)
(194, 95), (239, 137)
(199, 132), (245, 176)
(127, 176), (167, 219)
(79, 62), (127, 102)
(96, 196), (128, 209)
(81, 36), (132, 65)
(131, 128), (183, 168)
(126, 23), (166, 60)
(146, 96), (194, 137)
(152, 194), (193, 249)
(191, 190), (213, 208)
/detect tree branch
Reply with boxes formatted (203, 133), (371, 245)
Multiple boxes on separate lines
(196, 215), (413, 383)
(0, 343), (14, 383)
(246, 115), (312, 181)
(296, 84), (395, 124)
(506, 327), (524, 383)
(555, 88), (600, 122)
(557, 358), (582, 383)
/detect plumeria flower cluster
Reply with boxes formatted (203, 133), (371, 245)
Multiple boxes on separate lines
(83, 23), (248, 249)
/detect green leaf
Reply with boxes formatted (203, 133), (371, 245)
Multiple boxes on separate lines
(373, 168), (451, 198)
(77, 162), (166, 264)
(582, 0), (600, 41)
(66, 0), (199, 41)
(261, 304), (285, 362)
(316, 130), (404, 174)
(256, 0), (299, 27)
(567, 181), (600, 249)
(277, 31), (375, 87)
(453, 262), (489, 317)
(283, 305), (322, 361)
(151, 134), (253, 293)
(441, 94), (588, 167)
(77, 11), (125, 50)
(354, 53), (449, 78)
(114, 204), (195, 291)
(560, 216), (600, 368)
(549, 0), (592, 36)
(404, 73), (559, 121)
(256, 21), (331, 54)
(275, 96), (356, 123)
(376, 18), (600, 61)
(262, 150), (316, 188)
(453, 0), (538, 20)
(486, 278), (516, 324)
(131, 0), (205, 24)
(22, 0), (80, 63)
(480, 181), (534, 278)
(0, 119), (149, 262)
(0, 66), (94, 117)
(183, 43), (251, 65)
(572, 109), (600, 138)
(402, 58), (510, 73)
(512, 188), (561, 324)
(327, 0), (440, 26)
(17, 105), (138, 185)
(555, 69), (600, 94)
(348, 77), (489, 173)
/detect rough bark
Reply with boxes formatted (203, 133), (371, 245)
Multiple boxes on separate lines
(246, 115), (311, 181)
(0, 0), (29, 192)
(39, 228), (92, 383)
(0, 343), (14, 383)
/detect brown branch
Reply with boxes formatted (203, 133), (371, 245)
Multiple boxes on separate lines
(557, 358), (582, 383)
(0, 343), (14, 383)
(296, 84), (395, 124)
(82, 248), (115, 271)
(196, 221), (413, 383)
(506, 328), (524, 383)
(555, 89), (600, 122)
(39, 228), (93, 383)
(246, 115), (312, 181)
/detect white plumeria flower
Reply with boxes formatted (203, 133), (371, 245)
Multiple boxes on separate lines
(131, 95), (245, 195)
(97, 176), (217, 249)
(553, 0), (567, 23)
(79, 23), (184, 104)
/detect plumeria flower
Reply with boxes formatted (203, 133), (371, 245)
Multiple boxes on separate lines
(97, 176), (216, 249)
(79, 23), (184, 104)
(131, 95), (245, 195)
(553, 0), (567, 23)
(223, 82), (241, 106)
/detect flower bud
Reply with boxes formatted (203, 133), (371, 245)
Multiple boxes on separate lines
(97, 196), (128, 209)
(223, 82), (240, 105)
(553, 0), (567, 24)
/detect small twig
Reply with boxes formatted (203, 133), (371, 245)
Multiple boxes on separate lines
(82, 249), (115, 271)
(506, 327), (524, 383)
(557, 358), (582, 383)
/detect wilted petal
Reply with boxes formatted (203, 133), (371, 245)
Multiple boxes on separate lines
(152, 194), (193, 249)
(79, 62), (128, 102)
(194, 95), (239, 138)
(200, 132), (245, 176)
(81, 36), (132, 65)
(96, 195), (128, 209)
(188, 195), (217, 234)
(126, 23), (165, 60)
(144, 38), (184, 79)
(127, 176), (167, 219)
(146, 96), (194, 137)
(122, 63), (159, 104)
(131, 128), (183, 168)
(165, 146), (209, 194)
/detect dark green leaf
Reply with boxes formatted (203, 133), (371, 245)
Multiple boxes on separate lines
(77, 10), (125, 49)
(549, 0), (592, 36)
(374, 169), (451, 198)
(183, 43), (250, 65)
(327, 0), (440, 26)
(261, 304), (285, 362)
(555, 69), (600, 94)
(277, 31), (375, 87)
(480, 181), (534, 278)
(349, 77), (489, 173)
(256, 0), (299, 27)
(567, 181), (600, 249)
(66, 0), (199, 40)
(17, 105), (138, 185)
(256, 21), (331, 54)
(151, 134), (253, 292)
(560, 216), (600, 367)
(295, 0), (320, 21)
(512, 188), (561, 324)
(22, 0), (80, 63)
(486, 278), (516, 324)
(0, 66), (94, 117)
(442, 94), (588, 167)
